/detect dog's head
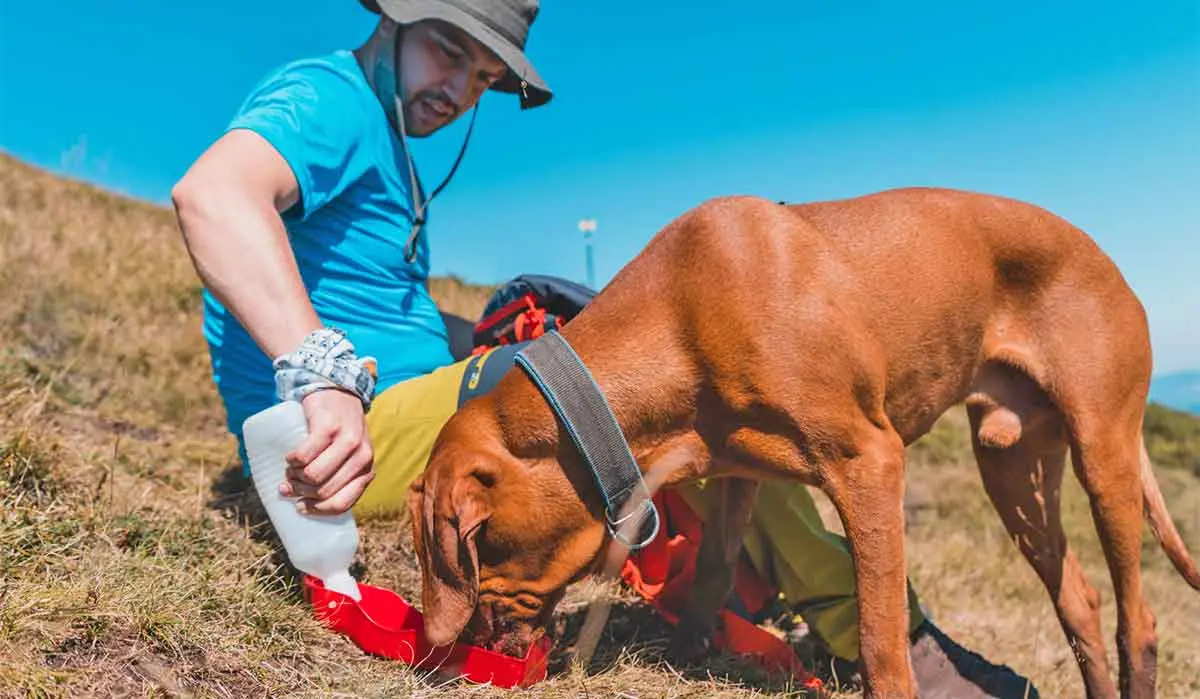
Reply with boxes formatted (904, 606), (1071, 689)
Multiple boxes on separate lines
(407, 417), (607, 657)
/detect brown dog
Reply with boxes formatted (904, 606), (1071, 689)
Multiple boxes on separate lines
(407, 187), (1199, 699)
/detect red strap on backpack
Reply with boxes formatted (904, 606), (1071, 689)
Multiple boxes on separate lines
(513, 296), (550, 342)
(621, 491), (824, 691)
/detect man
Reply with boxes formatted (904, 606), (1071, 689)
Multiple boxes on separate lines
(171, 2), (1039, 696)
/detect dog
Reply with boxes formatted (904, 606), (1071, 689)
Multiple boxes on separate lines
(406, 187), (1199, 699)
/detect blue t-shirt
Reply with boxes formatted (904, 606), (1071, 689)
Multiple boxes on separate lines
(202, 50), (455, 456)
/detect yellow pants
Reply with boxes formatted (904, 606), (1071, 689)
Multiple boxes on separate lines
(677, 480), (926, 661)
(353, 355), (473, 519)
(352, 352), (926, 662)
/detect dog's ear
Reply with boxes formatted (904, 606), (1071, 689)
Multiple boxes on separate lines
(406, 473), (428, 570)
(417, 463), (498, 647)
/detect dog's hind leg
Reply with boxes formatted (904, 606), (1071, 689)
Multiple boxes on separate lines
(1011, 305), (1159, 697)
(668, 476), (761, 664)
(967, 361), (1117, 698)
(1065, 412), (1159, 699)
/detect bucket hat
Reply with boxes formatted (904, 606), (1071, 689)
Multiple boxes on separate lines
(359, 0), (551, 109)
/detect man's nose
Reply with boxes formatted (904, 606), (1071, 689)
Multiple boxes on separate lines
(446, 72), (485, 110)
(442, 73), (467, 108)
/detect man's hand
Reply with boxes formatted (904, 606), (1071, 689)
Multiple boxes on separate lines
(280, 388), (375, 515)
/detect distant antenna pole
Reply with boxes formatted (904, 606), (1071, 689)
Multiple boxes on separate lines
(578, 218), (598, 289)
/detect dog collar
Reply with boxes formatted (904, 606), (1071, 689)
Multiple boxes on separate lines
(514, 330), (660, 551)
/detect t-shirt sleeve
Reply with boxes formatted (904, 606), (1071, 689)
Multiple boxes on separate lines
(226, 62), (373, 220)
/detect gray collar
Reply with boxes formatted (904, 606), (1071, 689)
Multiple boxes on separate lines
(514, 330), (661, 550)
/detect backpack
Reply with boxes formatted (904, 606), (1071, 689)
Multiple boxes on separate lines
(472, 274), (597, 352)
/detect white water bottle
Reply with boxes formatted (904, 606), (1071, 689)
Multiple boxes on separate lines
(243, 400), (362, 601)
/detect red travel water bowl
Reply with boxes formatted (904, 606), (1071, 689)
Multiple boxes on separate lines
(302, 575), (551, 689)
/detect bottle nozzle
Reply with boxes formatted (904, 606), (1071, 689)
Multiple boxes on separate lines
(321, 569), (362, 602)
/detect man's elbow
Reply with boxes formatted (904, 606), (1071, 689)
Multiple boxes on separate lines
(170, 172), (242, 277)
(169, 176), (190, 213)
(170, 172), (207, 232)
(171, 169), (238, 243)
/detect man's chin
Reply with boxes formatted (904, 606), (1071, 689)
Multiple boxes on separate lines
(403, 124), (434, 138)
(401, 112), (451, 138)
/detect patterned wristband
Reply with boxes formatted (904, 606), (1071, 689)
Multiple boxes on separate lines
(272, 328), (378, 412)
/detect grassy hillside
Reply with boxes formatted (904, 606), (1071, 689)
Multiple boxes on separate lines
(1, 152), (1197, 698)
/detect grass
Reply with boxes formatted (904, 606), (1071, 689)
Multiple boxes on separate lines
(1, 151), (1197, 698)
(1143, 403), (1200, 475)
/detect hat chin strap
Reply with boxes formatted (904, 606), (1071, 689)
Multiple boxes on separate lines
(372, 18), (480, 264)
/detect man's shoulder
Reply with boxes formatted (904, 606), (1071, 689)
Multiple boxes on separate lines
(258, 50), (367, 92)
(235, 50), (374, 118)
(226, 49), (382, 156)
(225, 49), (392, 221)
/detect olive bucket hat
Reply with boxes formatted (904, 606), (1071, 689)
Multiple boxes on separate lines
(358, 0), (552, 109)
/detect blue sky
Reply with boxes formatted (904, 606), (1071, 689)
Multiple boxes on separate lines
(1, 1), (1197, 373)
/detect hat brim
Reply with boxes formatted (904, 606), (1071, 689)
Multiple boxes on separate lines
(371, 0), (552, 109)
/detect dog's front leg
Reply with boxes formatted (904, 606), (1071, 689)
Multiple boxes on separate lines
(668, 476), (760, 665)
(825, 432), (916, 699)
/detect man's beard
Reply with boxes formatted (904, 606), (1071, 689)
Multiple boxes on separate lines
(403, 90), (458, 136)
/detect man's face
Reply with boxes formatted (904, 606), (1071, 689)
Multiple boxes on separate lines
(398, 19), (508, 137)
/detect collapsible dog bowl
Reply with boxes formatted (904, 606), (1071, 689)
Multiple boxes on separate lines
(303, 575), (551, 688)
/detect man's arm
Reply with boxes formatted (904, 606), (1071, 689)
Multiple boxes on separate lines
(171, 128), (318, 356)
(171, 130), (374, 515)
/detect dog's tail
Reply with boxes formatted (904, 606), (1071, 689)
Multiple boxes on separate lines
(1140, 438), (1200, 590)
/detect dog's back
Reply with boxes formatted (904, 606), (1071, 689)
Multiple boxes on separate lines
(784, 187), (1153, 431)
(591, 187), (1150, 446)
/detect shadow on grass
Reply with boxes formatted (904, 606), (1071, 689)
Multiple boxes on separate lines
(205, 461), (369, 605)
(546, 599), (848, 696)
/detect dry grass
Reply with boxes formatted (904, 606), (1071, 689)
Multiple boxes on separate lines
(1, 151), (1197, 698)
